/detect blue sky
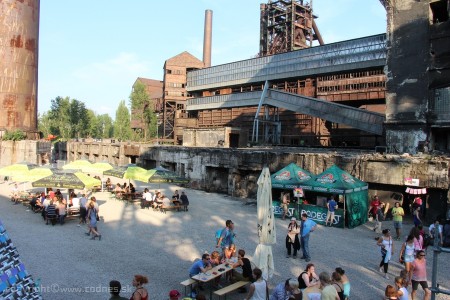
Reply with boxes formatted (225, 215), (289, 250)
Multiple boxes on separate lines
(38, 0), (386, 118)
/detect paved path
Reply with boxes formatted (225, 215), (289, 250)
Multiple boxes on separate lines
(0, 180), (448, 299)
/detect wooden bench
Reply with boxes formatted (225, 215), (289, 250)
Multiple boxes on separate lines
(213, 281), (249, 299)
(161, 205), (181, 213)
(180, 278), (196, 296)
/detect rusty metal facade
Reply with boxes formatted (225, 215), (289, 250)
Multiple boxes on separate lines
(0, 0), (39, 136)
(259, 0), (323, 56)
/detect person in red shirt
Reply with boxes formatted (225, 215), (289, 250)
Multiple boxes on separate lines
(369, 195), (381, 217)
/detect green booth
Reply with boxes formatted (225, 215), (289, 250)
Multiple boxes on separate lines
(301, 165), (369, 229)
(272, 164), (369, 229)
(271, 163), (314, 219)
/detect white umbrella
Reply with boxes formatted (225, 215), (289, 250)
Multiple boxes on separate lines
(253, 167), (276, 280)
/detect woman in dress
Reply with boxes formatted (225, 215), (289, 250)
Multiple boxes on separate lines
(245, 268), (267, 300)
(413, 205), (422, 227)
(377, 229), (394, 279)
(335, 267), (350, 299)
(399, 234), (415, 281)
(130, 274), (149, 300)
(286, 217), (300, 258)
(86, 202), (101, 240)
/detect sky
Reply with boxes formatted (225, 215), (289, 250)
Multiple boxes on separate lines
(38, 0), (386, 118)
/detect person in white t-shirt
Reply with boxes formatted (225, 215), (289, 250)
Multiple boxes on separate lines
(141, 188), (153, 209)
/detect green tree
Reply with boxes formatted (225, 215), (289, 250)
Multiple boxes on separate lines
(129, 81), (158, 141)
(46, 96), (89, 139)
(98, 114), (114, 138)
(37, 112), (52, 138)
(113, 100), (132, 141)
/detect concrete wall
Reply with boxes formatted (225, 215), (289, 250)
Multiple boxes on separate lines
(0, 140), (51, 167)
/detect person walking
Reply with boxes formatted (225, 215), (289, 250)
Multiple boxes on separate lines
(216, 220), (236, 252)
(300, 213), (317, 262)
(86, 201), (101, 240)
(286, 217), (300, 258)
(391, 201), (404, 240)
(325, 195), (337, 227)
(377, 229), (394, 279)
(281, 192), (290, 220)
(373, 203), (385, 233)
(410, 250), (431, 300)
(399, 234), (415, 282)
(244, 268), (267, 300)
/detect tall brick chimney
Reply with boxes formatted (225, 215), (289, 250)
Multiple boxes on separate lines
(203, 9), (213, 68)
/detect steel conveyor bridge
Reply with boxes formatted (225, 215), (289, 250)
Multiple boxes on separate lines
(186, 90), (385, 135)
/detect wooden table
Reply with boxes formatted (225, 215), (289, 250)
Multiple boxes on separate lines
(192, 263), (234, 299)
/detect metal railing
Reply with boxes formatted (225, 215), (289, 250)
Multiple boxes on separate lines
(430, 239), (450, 300)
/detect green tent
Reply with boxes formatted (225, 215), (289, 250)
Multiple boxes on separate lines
(306, 165), (369, 228)
(271, 163), (314, 189)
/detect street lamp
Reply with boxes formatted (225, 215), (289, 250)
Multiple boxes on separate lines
(156, 113), (159, 145)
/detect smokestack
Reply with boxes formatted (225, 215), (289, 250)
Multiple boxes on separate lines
(203, 9), (213, 68)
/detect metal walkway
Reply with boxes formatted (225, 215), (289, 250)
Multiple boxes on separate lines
(186, 34), (386, 91)
(187, 90), (385, 135)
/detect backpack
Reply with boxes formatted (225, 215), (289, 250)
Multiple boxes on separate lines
(215, 228), (225, 244)
(423, 233), (433, 248)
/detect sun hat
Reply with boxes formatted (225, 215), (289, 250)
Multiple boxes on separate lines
(291, 217), (296, 221)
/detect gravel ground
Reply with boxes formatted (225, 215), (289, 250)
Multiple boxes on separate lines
(0, 179), (449, 300)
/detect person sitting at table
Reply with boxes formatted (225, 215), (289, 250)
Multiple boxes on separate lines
(172, 190), (180, 201)
(210, 251), (223, 289)
(30, 193), (43, 213)
(57, 198), (66, 225)
(122, 182), (129, 193)
(10, 183), (20, 204)
(180, 191), (189, 211)
(114, 183), (123, 197)
(232, 249), (254, 292)
(46, 199), (57, 226)
(161, 195), (172, 210)
(105, 178), (112, 190)
(141, 188), (153, 209)
(130, 183), (136, 194)
(189, 254), (212, 294)
(55, 189), (62, 198)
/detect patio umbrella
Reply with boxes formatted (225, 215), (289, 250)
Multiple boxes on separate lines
(0, 161), (37, 177)
(252, 167), (276, 280)
(134, 166), (189, 184)
(31, 171), (101, 189)
(103, 164), (147, 180)
(11, 166), (54, 183)
(62, 159), (93, 172)
(82, 162), (114, 175)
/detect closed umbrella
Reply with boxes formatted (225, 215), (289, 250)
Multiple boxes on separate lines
(253, 167), (276, 280)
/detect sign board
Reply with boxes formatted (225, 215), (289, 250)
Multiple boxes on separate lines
(404, 178), (420, 187)
(273, 201), (298, 219)
(293, 188), (304, 198)
(299, 204), (345, 228)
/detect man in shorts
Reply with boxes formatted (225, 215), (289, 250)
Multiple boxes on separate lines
(410, 250), (431, 300)
(281, 192), (290, 220)
(391, 201), (404, 240)
(325, 196), (337, 227)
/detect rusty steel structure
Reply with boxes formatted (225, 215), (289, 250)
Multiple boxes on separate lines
(0, 0), (40, 138)
(259, 0), (323, 56)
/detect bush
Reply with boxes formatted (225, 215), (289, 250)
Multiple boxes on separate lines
(2, 130), (27, 141)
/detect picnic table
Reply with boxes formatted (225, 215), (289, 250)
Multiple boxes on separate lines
(192, 262), (234, 299)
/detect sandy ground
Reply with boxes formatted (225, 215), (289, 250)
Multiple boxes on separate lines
(0, 178), (449, 300)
